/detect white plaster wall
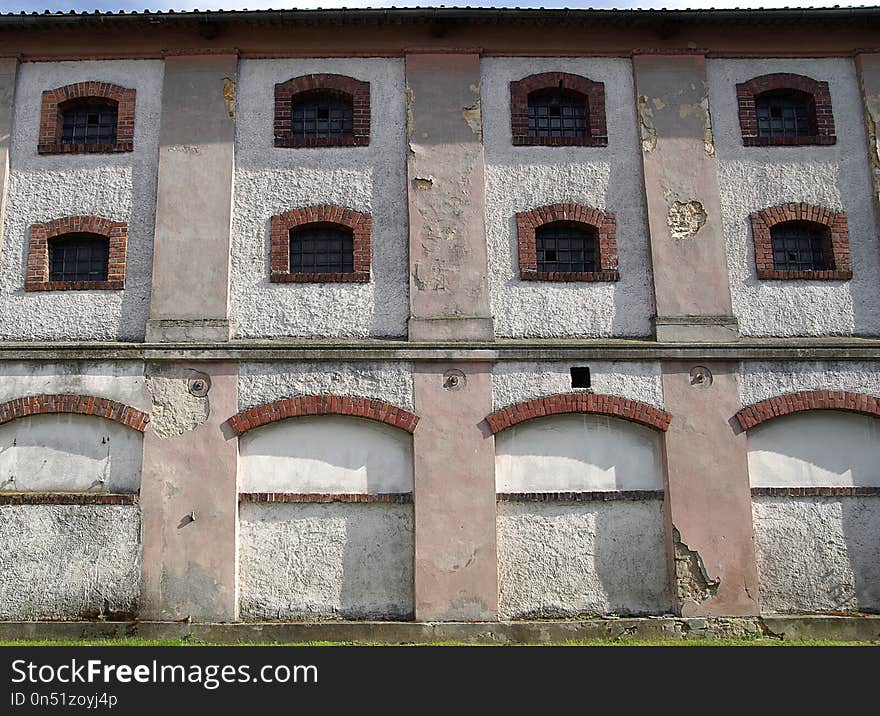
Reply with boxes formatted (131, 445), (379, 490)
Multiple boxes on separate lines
(240, 415), (412, 494)
(0, 61), (163, 341)
(498, 501), (671, 618)
(482, 58), (654, 338)
(708, 58), (880, 337)
(496, 414), (663, 492)
(238, 361), (413, 412)
(492, 361), (663, 410)
(739, 360), (880, 407)
(239, 502), (413, 620)
(231, 59), (408, 339)
(748, 411), (880, 488)
(0, 414), (142, 492)
(0, 504), (140, 619)
(752, 497), (880, 613)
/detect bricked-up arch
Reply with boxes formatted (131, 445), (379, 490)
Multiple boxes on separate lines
(516, 203), (618, 282)
(510, 72), (607, 147)
(485, 393), (671, 434)
(25, 215), (128, 291)
(274, 73), (370, 148)
(269, 205), (371, 283)
(736, 73), (835, 147)
(749, 202), (850, 280)
(38, 81), (136, 154)
(0, 394), (149, 432)
(225, 395), (419, 436)
(735, 390), (880, 431)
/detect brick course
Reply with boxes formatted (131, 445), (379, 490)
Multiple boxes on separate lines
(38, 81), (136, 155)
(750, 487), (880, 497)
(749, 203), (851, 280)
(515, 203), (619, 282)
(497, 490), (664, 502)
(0, 394), (149, 432)
(240, 492), (413, 504)
(485, 393), (672, 434)
(226, 395), (420, 436)
(269, 205), (371, 283)
(0, 493), (139, 505)
(735, 390), (880, 430)
(25, 215), (128, 291)
(274, 73), (370, 148)
(509, 72), (607, 147)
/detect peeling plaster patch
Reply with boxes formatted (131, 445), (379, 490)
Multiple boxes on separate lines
(222, 77), (236, 118)
(145, 366), (209, 439)
(864, 94), (880, 206)
(667, 200), (707, 239)
(412, 176), (433, 190)
(405, 85), (414, 140)
(673, 527), (720, 608)
(678, 93), (715, 156)
(463, 84), (482, 139)
(637, 96), (657, 153)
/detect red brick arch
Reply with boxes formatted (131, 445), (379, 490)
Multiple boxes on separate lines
(225, 395), (419, 436)
(0, 394), (149, 432)
(485, 393), (672, 434)
(735, 390), (880, 431)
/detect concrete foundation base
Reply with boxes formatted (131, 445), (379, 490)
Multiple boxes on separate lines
(0, 616), (877, 643)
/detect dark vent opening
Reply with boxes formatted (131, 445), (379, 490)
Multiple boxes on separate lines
(570, 367), (591, 389)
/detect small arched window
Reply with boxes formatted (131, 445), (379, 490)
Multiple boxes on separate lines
(38, 82), (135, 154)
(49, 234), (110, 282)
(769, 221), (830, 272)
(291, 91), (354, 141)
(275, 74), (370, 148)
(755, 90), (814, 139)
(535, 221), (597, 273)
(60, 99), (118, 146)
(289, 223), (354, 275)
(527, 89), (588, 140)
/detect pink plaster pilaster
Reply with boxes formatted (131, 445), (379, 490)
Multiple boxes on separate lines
(0, 59), (16, 258)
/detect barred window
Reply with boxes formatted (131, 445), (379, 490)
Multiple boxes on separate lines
(292, 92), (353, 140)
(770, 221), (831, 272)
(535, 222), (597, 273)
(527, 90), (588, 139)
(755, 90), (814, 139)
(48, 234), (109, 282)
(60, 101), (118, 145)
(289, 224), (354, 274)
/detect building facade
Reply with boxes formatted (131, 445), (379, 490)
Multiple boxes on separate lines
(0, 7), (878, 622)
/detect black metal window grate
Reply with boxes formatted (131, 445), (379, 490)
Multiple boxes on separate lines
(60, 103), (118, 145)
(289, 225), (354, 274)
(535, 222), (597, 273)
(49, 234), (109, 282)
(770, 221), (830, 271)
(292, 94), (354, 139)
(527, 90), (588, 139)
(755, 91), (812, 138)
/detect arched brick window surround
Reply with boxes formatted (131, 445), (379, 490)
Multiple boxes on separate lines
(274, 74), (370, 148)
(0, 394), (149, 432)
(38, 82), (136, 154)
(510, 72), (607, 147)
(736, 73), (835, 147)
(225, 395), (420, 436)
(749, 202), (851, 280)
(270, 205), (371, 283)
(516, 203), (619, 281)
(735, 390), (880, 431)
(485, 393), (672, 434)
(25, 215), (128, 291)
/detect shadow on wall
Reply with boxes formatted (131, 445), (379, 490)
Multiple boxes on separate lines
(842, 499), (880, 611)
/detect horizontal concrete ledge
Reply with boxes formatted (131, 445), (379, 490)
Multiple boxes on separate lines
(0, 616), (878, 643)
(0, 337), (879, 361)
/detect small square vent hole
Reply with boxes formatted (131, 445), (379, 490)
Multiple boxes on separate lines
(570, 366), (591, 388)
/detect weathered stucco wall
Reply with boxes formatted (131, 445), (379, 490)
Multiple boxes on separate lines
(482, 58), (654, 338)
(230, 58), (408, 339)
(752, 496), (880, 613)
(0, 60), (162, 341)
(239, 502), (413, 620)
(497, 500), (671, 618)
(0, 504), (140, 619)
(739, 360), (880, 406)
(0, 361), (148, 408)
(709, 58), (880, 337)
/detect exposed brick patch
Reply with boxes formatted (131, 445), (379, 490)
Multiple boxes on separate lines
(516, 203), (619, 282)
(735, 390), (880, 431)
(736, 73), (836, 147)
(510, 72), (607, 147)
(751, 487), (880, 497)
(25, 215), (128, 291)
(274, 73), (370, 148)
(270, 205), (371, 283)
(38, 82), (136, 154)
(498, 490), (664, 502)
(0, 394), (149, 432)
(240, 492), (413, 504)
(0, 492), (139, 505)
(485, 393), (671, 434)
(226, 395), (419, 436)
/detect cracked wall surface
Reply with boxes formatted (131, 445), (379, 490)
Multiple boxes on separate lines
(145, 365), (210, 438)
(673, 527), (721, 609)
